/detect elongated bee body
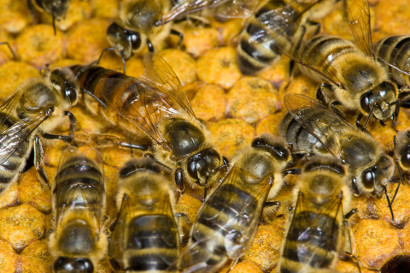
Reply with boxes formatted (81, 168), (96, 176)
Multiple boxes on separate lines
(49, 147), (106, 273)
(280, 93), (394, 198)
(70, 54), (223, 192)
(278, 156), (351, 273)
(0, 67), (79, 196)
(180, 134), (291, 273)
(237, 0), (339, 75)
(374, 35), (410, 88)
(109, 158), (179, 272)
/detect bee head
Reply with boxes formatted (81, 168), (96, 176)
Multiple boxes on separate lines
(53, 257), (93, 273)
(360, 81), (398, 121)
(251, 134), (290, 163)
(359, 155), (394, 198)
(123, 0), (163, 32)
(106, 22), (141, 59)
(47, 68), (79, 107)
(48, 0), (70, 18)
(187, 148), (222, 187)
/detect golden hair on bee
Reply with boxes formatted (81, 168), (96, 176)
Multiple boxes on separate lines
(180, 133), (291, 273)
(109, 157), (180, 273)
(49, 146), (107, 273)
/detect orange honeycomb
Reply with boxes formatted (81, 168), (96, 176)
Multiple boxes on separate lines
(0, 0), (408, 272)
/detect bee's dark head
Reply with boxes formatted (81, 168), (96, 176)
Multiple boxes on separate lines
(361, 81), (398, 121)
(53, 257), (93, 273)
(251, 134), (290, 163)
(123, 0), (163, 32)
(44, 0), (70, 18)
(48, 67), (79, 106)
(106, 22), (141, 59)
(187, 148), (221, 187)
(360, 155), (393, 198)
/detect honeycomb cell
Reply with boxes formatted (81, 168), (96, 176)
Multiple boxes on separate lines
(0, 240), (18, 272)
(158, 49), (197, 85)
(16, 24), (64, 68)
(182, 26), (219, 57)
(0, 204), (46, 252)
(18, 239), (51, 273)
(191, 84), (226, 121)
(228, 77), (280, 124)
(197, 47), (242, 89)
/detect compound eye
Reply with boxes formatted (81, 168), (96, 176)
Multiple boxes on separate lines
(187, 159), (199, 180)
(362, 169), (375, 190)
(252, 137), (289, 161)
(360, 91), (373, 113)
(187, 149), (220, 184)
(130, 32), (141, 50)
(54, 257), (93, 273)
(401, 147), (410, 168)
(64, 84), (77, 104)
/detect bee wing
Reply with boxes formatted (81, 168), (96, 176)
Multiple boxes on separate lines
(343, 0), (374, 57)
(282, 191), (343, 271)
(284, 93), (355, 158)
(213, 0), (265, 20)
(0, 110), (50, 167)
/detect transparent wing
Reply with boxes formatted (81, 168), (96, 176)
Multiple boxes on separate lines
(281, 191), (343, 271)
(284, 93), (356, 158)
(343, 0), (373, 56)
(0, 110), (50, 168)
(213, 0), (264, 20)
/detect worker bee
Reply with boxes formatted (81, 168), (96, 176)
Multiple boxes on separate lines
(395, 130), (410, 178)
(70, 53), (224, 193)
(0, 67), (78, 196)
(109, 158), (180, 272)
(280, 93), (394, 200)
(49, 146), (107, 273)
(156, 0), (260, 25)
(269, 0), (401, 125)
(105, 0), (183, 73)
(180, 134), (291, 273)
(278, 155), (354, 273)
(374, 35), (410, 88)
(27, 0), (70, 34)
(237, 0), (339, 75)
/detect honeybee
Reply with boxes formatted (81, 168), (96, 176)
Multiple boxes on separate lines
(374, 35), (410, 88)
(109, 158), (180, 272)
(280, 93), (394, 199)
(105, 0), (183, 73)
(28, 0), (70, 34)
(237, 0), (339, 75)
(49, 146), (107, 273)
(70, 53), (224, 193)
(278, 155), (354, 273)
(0, 67), (78, 196)
(156, 0), (260, 25)
(269, 0), (401, 125)
(180, 134), (291, 273)
(394, 130), (410, 179)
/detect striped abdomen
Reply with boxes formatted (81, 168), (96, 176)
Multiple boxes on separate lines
(71, 64), (179, 137)
(298, 35), (386, 95)
(53, 155), (104, 256)
(184, 184), (259, 273)
(279, 211), (339, 273)
(279, 107), (342, 155)
(374, 35), (410, 87)
(0, 112), (32, 194)
(237, 1), (294, 75)
(124, 214), (179, 272)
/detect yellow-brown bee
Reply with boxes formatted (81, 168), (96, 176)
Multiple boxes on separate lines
(49, 146), (107, 273)
(70, 54), (224, 193)
(109, 158), (180, 272)
(28, 0), (70, 34)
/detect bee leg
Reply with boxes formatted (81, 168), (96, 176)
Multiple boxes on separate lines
(262, 201), (281, 223)
(64, 111), (76, 145)
(95, 47), (118, 66)
(355, 113), (367, 132)
(42, 133), (72, 143)
(170, 29), (184, 47)
(33, 135), (49, 188)
(146, 39), (154, 53)
(175, 168), (185, 193)
(384, 185), (395, 222)
(0, 42), (16, 60)
(175, 212), (192, 245)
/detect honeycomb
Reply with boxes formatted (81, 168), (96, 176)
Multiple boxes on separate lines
(0, 0), (408, 272)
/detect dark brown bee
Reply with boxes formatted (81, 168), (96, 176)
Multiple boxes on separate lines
(109, 158), (179, 273)
(237, 0), (339, 75)
(70, 54), (224, 193)
(28, 0), (70, 34)
(180, 134), (291, 273)
(280, 93), (394, 200)
(0, 67), (78, 198)
(279, 156), (354, 273)
(49, 147), (107, 273)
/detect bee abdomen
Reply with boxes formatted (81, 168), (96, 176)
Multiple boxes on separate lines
(125, 214), (179, 272)
(58, 220), (96, 255)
